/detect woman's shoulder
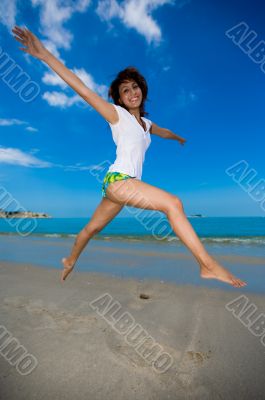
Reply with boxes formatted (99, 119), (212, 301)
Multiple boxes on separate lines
(110, 104), (128, 118)
(111, 104), (124, 111)
(108, 104), (127, 127)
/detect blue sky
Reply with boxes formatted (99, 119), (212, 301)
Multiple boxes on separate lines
(0, 0), (264, 217)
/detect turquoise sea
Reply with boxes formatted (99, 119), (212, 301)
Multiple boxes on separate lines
(1, 216), (265, 239)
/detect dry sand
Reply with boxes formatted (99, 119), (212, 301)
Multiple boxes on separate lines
(0, 260), (265, 400)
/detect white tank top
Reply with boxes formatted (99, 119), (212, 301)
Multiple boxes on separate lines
(107, 104), (152, 179)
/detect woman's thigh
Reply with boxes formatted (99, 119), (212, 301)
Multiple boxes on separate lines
(106, 178), (180, 213)
(84, 197), (124, 233)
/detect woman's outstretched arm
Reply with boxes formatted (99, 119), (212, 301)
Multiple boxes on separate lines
(150, 122), (187, 145)
(11, 25), (118, 124)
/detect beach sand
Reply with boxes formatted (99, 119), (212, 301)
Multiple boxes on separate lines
(0, 260), (265, 399)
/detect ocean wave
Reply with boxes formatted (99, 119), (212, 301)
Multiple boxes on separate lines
(44, 233), (76, 238)
(40, 233), (265, 245)
(200, 237), (265, 245)
(0, 231), (265, 245)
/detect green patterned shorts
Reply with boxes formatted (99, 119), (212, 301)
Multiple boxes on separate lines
(102, 171), (135, 198)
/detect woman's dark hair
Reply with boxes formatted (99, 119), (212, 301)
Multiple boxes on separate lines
(108, 66), (149, 117)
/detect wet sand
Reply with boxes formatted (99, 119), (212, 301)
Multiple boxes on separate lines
(0, 260), (265, 399)
(0, 234), (264, 293)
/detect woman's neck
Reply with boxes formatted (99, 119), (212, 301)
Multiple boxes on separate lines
(128, 108), (141, 120)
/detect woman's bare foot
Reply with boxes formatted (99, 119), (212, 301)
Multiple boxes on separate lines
(61, 257), (76, 282)
(199, 255), (247, 288)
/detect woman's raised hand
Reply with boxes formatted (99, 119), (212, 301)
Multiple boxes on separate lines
(12, 25), (48, 60)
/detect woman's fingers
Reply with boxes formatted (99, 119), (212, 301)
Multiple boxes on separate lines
(12, 27), (23, 35)
(14, 25), (28, 34)
(12, 27), (33, 50)
(13, 35), (26, 45)
(12, 26), (26, 36)
(12, 31), (27, 43)
(14, 25), (24, 32)
(13, 27), (30, 42)
(13, 31), (29, 46)
(19, 48), (29, 53)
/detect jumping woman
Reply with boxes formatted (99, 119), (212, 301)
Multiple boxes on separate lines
(12, 25), (247, 288)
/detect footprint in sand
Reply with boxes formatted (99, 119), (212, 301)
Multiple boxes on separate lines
(186, 350), (212, 364)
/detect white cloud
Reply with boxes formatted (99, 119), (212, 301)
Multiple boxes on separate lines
(41, 39), (63, 61)
(0, 142), (112, 176)
(75, 0), (91, 12)
(42, 68), (108, 108)
(26, 126), (38, 132)
(0, 118), (27, 126)
(0, 0), (17, 30)
(31, 0), (91, 50)
(63, 163), (101, 172)
(42, 71), (68, 89)
(0, 118), (38, 132)
(96, 0), (182, 45)
(0, 146), (53, 168)
(0, 146), (105, 172)
(42, 68), (108, 95)
(42, 91), (83, 108)
(0, 0), (110, 111)
(1, 0), (187, 47)
(72, 67), (108, 98)
(27, 1), (108, 109)
(96, 0), (122, 20)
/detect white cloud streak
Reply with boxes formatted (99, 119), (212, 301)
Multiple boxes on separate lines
(96, 0), (185, 45)
(42, 68), (108, 108)
(26, 126), (38, 132)
(42, 91), (83, 108)
(31, 0), (91, 50)
(0, 118), (27, 126)
(28, 0), (108, 109)
(0, 147), (53, 168)
(0, 118), (38, 132)
(0, 0), (17, 30)
(0, 146), (102, 172)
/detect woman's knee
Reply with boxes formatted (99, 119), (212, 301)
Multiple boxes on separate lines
(83, 224), (101, 237)
(165, 195), (184, 214)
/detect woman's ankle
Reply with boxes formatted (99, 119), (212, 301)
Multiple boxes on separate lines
(66, 256), (76, 266)
(197, 253), (213, 267)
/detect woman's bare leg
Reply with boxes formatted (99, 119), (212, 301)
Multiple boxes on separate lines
(61, 197), (124, 281)
(105, 178), (247, 288)
(165, 206), (246, 287)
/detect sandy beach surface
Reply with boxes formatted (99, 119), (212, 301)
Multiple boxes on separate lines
(1, 260), (265, 400)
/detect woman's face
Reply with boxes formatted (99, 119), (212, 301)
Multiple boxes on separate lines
(118, 79), (143, 110)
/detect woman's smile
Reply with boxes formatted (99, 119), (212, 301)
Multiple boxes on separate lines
(130, 96), (139, 103)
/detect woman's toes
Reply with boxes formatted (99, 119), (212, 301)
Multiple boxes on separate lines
(234, 279), (245, 288)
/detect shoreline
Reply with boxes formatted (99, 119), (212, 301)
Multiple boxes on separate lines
(0, 235), (265, 294)
(0, 234), (265, 294)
